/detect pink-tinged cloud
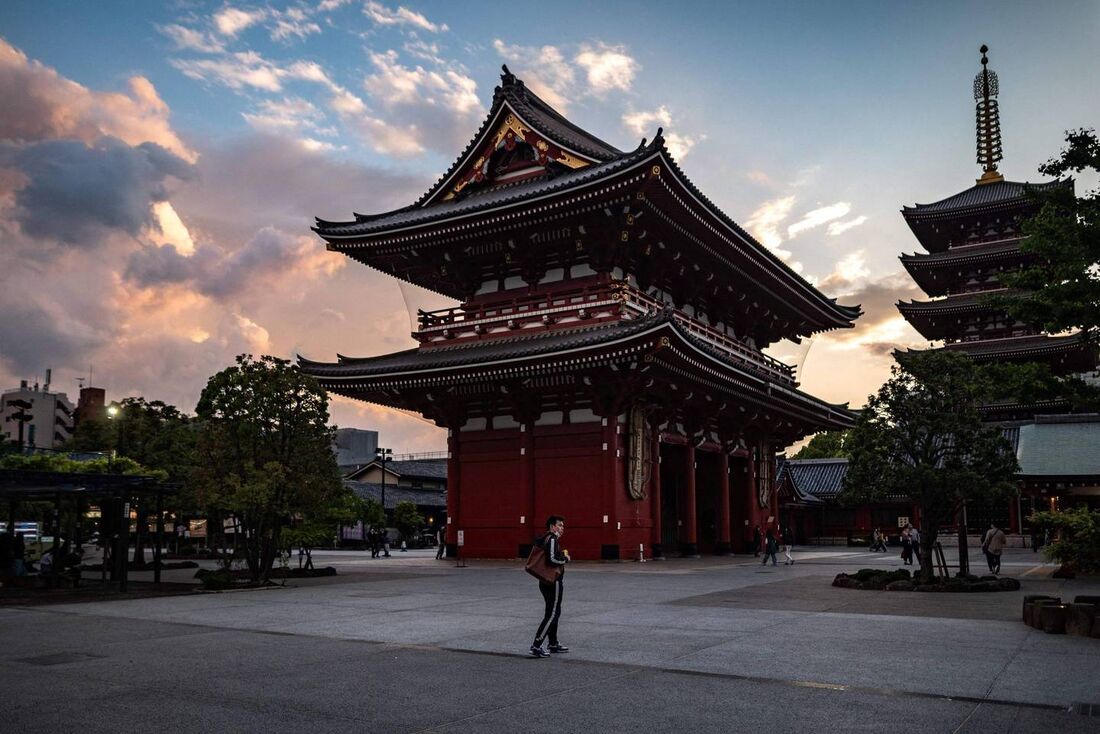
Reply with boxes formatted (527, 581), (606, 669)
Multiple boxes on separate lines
(0, 38), (195, 162)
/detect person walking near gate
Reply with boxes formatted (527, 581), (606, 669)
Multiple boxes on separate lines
(782, 526), (795, 565)
(983, 522), (1006, 574)
(528, 515), (570, 658)
(761, 527), (779, 566)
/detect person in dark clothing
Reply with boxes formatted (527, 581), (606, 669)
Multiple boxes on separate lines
(530, 515), (570, 658)
(752, 525), (762, 557)
(435, 527), (445, 560)
(761, 528), (779, 566)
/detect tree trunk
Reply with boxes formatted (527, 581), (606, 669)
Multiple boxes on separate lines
(918, 526), (938, 584)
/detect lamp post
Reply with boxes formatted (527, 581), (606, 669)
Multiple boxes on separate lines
(376, 447), (392, 557)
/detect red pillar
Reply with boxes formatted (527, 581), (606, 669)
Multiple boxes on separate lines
(650, 431), (664, 558)
(682, 442), (699, 556)
(745, 451), (758, 544)
(519, 421), (535, 557)
(446, 428), (461, 555)
(717, 450), (731, 555)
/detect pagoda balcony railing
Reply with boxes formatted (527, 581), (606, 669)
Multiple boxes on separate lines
(415, 281), (796, 385)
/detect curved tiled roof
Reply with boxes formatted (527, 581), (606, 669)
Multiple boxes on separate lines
(777, 458), (848, 501)
(314, 141), (656, 238)
(902, 178), (1069, 220)
(299, 313), (668, 378)
(900, 239), (1023, 267)
(897, 288), (1017, 314)
(941, 332), (1092, 358)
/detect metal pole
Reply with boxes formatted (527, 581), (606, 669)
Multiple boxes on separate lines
(957, 501), (969, 577)
(154, 490), (163, 585)
(118, 491), (130, 592)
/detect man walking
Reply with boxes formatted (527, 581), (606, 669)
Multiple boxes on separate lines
(530, 515), (570, 658)
(782, 525), (795, 565)
(761, 527), (779, 566)
(435, 526), (445, 560)
(983, 522), (1006, 574)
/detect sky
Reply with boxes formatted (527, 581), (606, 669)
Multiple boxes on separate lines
(0, 1), (1097, 453)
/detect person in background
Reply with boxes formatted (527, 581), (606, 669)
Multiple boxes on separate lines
(752, 525), (762, 557)
(900, 527), (913, 565)
(782, 526), (795, 565)
(983, 522), (1007, 574)
(761, 527), (779, 566)
(435, 526), (445, 560)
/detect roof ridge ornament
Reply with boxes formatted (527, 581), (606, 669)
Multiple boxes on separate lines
(974, 44), (1004, 185)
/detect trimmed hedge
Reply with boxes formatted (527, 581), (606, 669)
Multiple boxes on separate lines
(833, 569), (1020, 592)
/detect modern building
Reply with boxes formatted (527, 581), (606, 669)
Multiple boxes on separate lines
(301, 66), (861, 559)
(332, 427), (379, 473)
(1, 375), (74, 450)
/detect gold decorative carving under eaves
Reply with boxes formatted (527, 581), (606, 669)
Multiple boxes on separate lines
(444, 112), (592, 200)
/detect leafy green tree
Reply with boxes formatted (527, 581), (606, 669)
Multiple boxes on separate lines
(361, 498), (385, 530)
(792, 430), (850, 460)
(393, 500), (423, 544)
(283, 485), (363, 569)
(68, 397), (197, 564)
(193, 355), (343, 583)
(842, 352), (1019, 582)
(1029, 507), (1100, 575)
(998, 128), (1100, 335)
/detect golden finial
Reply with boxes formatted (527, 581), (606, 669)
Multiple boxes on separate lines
(974, 44), (1004, 185)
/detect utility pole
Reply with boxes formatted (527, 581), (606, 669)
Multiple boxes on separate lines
(376, 446), (392, 557)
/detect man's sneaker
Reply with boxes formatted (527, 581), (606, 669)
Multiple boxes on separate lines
(548, 644), (569, 653)
(529, 645), (550, 658)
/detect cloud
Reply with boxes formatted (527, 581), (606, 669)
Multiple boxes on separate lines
(242, 96), (331, 137)
(364, 2), (448, 33)
(0, 39), (195, 162)
(787, 201), (851, 238)
(269, 7), (322, 42)
(0, 43), (449, 451)
(827, 215), (868, 236)
(350, 49), (482, 156)
(622, 105), (702, 159)
(147, 201), (196, 255)
(744, 195), (796, 255)
(0, 137), (194, 246)
(492, 39), (575, 111)
(213, 7), (267, 37)
(158, 24), (225, 54)
(171, 51), (284, 92)
(575, 42), (639, 94)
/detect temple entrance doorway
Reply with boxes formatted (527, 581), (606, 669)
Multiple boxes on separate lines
(729, 455), (751, 553)
(695, 450), (722, 554)
(659, 443), (685, 552)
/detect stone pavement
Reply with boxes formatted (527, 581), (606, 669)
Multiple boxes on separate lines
(3, 547), (1098, 733)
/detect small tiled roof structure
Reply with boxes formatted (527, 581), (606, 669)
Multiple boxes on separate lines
(345, 459), (447, 482)
(1014, 414), (1100, 478)
(776, 458), (848, 503)
(344, 481), (446, 510)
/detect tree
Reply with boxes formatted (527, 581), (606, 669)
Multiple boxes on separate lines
(792, 430), (850, 460)
(999, 128), (1100, 335)
(283, 484), (364, 569)
(361, 498), (385, 531)
(66, 397), (198, 563)
(193, 355), (343, 583)
(1029, 507), (1100, 575)
(842, 352), (1019, 582)
(393, 500), (423, 545)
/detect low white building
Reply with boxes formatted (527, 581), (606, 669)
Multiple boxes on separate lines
(1, 378), (75, 449)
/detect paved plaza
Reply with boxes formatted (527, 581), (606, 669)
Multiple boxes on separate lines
(3, 546), (1099, 732)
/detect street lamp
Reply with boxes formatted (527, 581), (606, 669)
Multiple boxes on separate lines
(376, 446), (392, 557)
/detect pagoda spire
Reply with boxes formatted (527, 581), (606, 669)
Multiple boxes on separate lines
(973, 44), (1004, 185)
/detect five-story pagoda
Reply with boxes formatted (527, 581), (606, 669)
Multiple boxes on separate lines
(897, 46), (1092, 395)
(300, 67), (861, 560)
